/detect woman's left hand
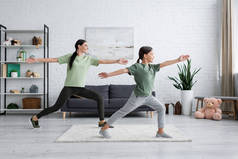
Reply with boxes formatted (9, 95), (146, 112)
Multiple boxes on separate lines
(98, 72), (109, 78)
(178, 55), (190, 62)
(118, 58), (128, 65)
(26, 58), (37, 63)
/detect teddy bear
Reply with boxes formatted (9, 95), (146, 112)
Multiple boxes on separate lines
(194, 97), (222, 120)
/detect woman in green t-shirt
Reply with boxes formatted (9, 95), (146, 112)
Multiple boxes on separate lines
(27, 39), (128, 128)
(98, 46), (189, 138)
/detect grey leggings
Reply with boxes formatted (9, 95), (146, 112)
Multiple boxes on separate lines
(107, 92), (166, 128)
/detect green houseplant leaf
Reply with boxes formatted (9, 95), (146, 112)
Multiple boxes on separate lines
(168, 59), (201, 90)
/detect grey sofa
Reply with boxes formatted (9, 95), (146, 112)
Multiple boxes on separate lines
(61, 84), (155, 119)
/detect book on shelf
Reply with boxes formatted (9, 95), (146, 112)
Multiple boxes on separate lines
(2, 64), (7, 77)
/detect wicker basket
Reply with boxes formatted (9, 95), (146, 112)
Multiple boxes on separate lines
(22, 98), (41, 109)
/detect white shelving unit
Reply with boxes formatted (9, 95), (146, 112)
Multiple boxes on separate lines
(0, 30), (44, 33)
(0, 61), (43, 64)
(0, 24), (49, 115)
(1, 108), (44, 111)
(0, 45), (44, 48)
(2, 93), (45, 95)
(0, 77), (44, 79)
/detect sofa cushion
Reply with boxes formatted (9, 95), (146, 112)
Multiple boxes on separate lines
(108, 98), (154, 111)
(109, 84), (135, 98)
(108, 98), (128, 108)
(85, 85), (109, 99)
(135, 105), (154, 111)
(68, 98), (109, 108)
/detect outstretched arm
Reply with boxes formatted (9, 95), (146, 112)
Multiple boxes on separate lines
(26, 58), (58, 63)
(98, 58), (128, 65)
(98, 68), (129, 78)
(160, 55), (189, 68)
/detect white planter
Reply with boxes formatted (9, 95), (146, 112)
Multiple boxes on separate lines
(11, 72), (18, 78)
(181, 90), (193, 115)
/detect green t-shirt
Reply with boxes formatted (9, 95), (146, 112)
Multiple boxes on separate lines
(58, 53), (99, 87)
(127, 63), (160, 97)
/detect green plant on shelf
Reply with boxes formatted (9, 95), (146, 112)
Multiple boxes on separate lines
(11, 70), (18, 73)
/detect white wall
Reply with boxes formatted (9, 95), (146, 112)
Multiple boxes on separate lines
(0, 0), (220, 106)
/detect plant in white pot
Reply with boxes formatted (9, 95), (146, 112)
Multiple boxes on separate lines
(11, 70), (18, 78)
(168, 59), (201, 115)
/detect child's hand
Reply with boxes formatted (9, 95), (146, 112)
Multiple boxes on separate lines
(178, 55), (189, 62)
(98, 72), (109, 79)
(26, 58), (37, 63)
(117, 58), (128, 65)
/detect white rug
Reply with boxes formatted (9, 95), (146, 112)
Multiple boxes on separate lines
(56, 124), (192, 142)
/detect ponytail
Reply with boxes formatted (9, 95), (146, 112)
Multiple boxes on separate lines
(137, 46), (152, 63)
(69, 39), (86, 70)
(69, 52), (77, 69)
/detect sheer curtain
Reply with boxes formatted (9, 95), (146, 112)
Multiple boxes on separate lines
(221, 0), (233, 98)
(220, 0), (237, 111)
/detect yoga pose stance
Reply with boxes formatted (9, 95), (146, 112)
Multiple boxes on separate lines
(98, 46), (189, 138)
(28, 39), (128, 128)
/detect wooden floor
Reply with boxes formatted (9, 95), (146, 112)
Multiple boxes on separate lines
(0, 112), (238, 159)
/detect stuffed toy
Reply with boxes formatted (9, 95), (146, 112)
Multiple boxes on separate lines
(11, 39), (21, 46)
(194, 97), (222, 120)
(2, 37), (21, 46)
(25, 70), (40, 78)
(2, 37), (13, 46)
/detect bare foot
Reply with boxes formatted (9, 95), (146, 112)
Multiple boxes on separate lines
(158, 128), (164, 134)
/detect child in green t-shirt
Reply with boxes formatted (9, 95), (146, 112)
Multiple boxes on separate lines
(98, 46), (189, 138)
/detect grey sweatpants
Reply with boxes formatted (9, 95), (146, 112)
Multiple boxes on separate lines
(107, 92), (166, 128)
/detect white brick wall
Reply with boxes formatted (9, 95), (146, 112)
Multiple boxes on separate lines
(0, 0), (220, 106)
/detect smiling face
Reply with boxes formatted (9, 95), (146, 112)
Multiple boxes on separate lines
(143, 51), (154, 63)
(77, 42), (88, 53)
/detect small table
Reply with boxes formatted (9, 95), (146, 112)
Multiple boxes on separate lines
(195, 96), (238, 120)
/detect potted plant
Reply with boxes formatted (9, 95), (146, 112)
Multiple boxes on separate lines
(26, 69), (32, 77)
(11, 70), (18, 78)
(16, 56), (22, 62)
(168, 59), (201, 115)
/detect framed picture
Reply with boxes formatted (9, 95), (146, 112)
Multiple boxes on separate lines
(85, 27), (134, 60)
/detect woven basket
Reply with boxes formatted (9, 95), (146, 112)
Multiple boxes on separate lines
(22, 98), (41, 109)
